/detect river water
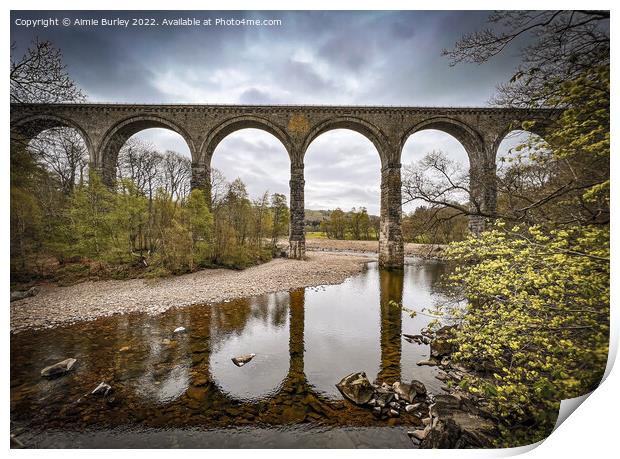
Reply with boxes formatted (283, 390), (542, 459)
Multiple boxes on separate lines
(11, 258), (451, 448)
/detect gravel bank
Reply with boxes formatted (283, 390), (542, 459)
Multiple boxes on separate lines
(10, 252), (372, 334)
(303, 239), (446, 257)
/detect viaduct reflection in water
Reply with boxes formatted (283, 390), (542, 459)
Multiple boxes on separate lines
(11, 263), (442, 431)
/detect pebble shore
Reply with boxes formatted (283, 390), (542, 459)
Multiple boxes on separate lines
(10, 252), (372, 334)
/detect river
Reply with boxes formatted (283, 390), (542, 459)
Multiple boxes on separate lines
(11, 258), (451, 448)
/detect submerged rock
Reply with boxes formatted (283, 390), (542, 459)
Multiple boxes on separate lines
(40, 358), (77, 378)
(10, 434), (24, 449)
(231, 353), (256, 367)
(186, 386), (207, 401)
(416, 358), (438, 367)
(403, 333), (429, 345)
(91, 381), (112, 396)
(335, 372), (374, 405)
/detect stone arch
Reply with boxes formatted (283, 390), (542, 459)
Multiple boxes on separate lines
(302, 117), (390, 165)
(402, 118), (490, 237)
(10, 114), (95, 162)
(99, 115), (196, 185)
(401, 117), (484, 164)
(200, 115), (293, 165)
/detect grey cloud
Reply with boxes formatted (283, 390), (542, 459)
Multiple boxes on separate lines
(238, 88), (280, 104)
(279, 58), (336, 94)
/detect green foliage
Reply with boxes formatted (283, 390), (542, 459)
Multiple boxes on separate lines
(495, 65), (609, 227)
(270, 193), (290, 249)
(64, 172), (118, 259)
(319, 207), (379, 240)
(402, 206), (468, 244)
(435, 222), (609, 446)
(426, 27), (611, 448)
(11, 161), (286, 278)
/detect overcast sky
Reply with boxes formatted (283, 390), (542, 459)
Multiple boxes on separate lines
(11, 10), (527, 214)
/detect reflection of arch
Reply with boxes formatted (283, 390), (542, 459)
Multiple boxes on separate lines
(200, 116), (292, 164)
(99, 115), (195, 183)
(207, 294), (291, 403)
(302, 117), (389, 164)
(11, 114), (95, 162)
(401, 117), (483, 161)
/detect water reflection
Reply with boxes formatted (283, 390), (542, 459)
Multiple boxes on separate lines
(11, 260), (450, 448)
(378, 269), (404, 384)
(209, 293), (291, 401)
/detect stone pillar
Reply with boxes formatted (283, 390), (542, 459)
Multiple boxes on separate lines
(468, 158), (497, 235)
(88, 161), (106, 187)
(101, 156), (117, 188)
(289, 162), (305, 259)
(379, 163), (404, 269)
(191, 161), (212, 205)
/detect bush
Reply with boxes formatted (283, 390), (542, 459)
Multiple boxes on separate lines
(435, 222), (609, 446)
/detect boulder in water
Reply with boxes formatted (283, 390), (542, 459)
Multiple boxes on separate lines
(335, 372), (374, 405)
(421, 393), (497, 448)
(430, 325), (457, 358)
(40, 358), (77, 378)
(416, 358), (438, 367)
(411, 379), (427, 396)
(393, 382), (416, 403)
(92, 381), (112, 396)
(231, 353), (256, 367)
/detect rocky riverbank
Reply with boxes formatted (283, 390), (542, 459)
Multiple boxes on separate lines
(336, 325), (499, 448)
(10, 252), (372, 333)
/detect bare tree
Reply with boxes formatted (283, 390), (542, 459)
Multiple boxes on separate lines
(117, 138), (163, 199)
(443, 10), (609, 107)
(402, 151), (472, 215)
(11, 38), (88, 194)
(27, 127), (89, 194)
(10, 38), (85, 103)
(161, 151), (192, 201)
(407, 11), (610, 233)
(210, 168), (228, 206)
(403, 142), (607, 227)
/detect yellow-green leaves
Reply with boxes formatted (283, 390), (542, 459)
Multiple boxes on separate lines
(435, 222), (609, 446)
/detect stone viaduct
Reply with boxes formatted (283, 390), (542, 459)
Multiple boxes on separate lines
(10, 103), (559, 268)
